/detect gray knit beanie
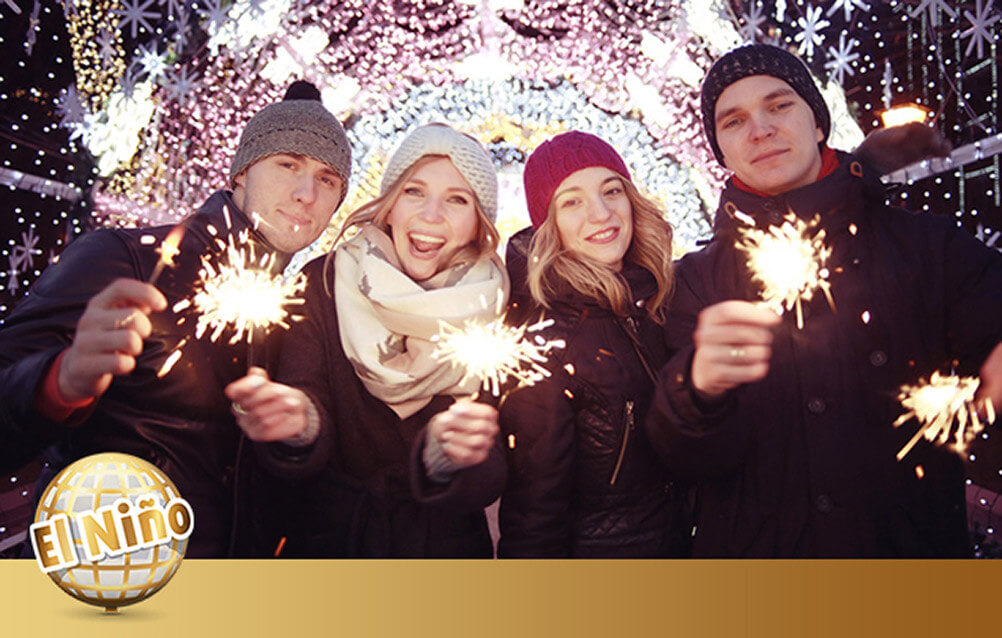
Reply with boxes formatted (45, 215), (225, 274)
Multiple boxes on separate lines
(701, 44), (831, 165)
(229, 81), (352, 204)
(380, 123), (498, 223)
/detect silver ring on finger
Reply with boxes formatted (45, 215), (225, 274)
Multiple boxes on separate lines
(231, 401), (247, 416)
(115, 313), (133, 330)
(729, 347), (747, 360)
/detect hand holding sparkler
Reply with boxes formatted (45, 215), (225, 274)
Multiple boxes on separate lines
(59, 278), (167, 403)
(690, 300), (781, 397)
(225, 367), (319, 444)
(427, 398), (500, 468)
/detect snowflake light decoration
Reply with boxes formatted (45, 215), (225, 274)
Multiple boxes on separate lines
(114, 0), (159, 39)
(909, 0), (957, 28)
(794, 5), (830, 58)
(136, 42), (168, 81)
(162, 66), (197, 103)
(825, 0), (870, 22)
(55, 84), (88, 140)
(95, 27), (118, 63)
(961, 0), (1001, 59)
(825, 32), (860, 86)
(738, 3), (766, 43)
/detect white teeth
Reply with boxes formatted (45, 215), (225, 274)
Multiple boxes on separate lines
(590, 228), (616, 241)
(410, 233), (446, 246)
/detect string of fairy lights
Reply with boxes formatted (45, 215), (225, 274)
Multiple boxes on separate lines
(1, 0), (1001, 555)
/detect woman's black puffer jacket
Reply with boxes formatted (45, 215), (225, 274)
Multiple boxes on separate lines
(497, 227), (691, 557)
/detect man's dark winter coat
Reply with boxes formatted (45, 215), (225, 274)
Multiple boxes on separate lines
(0, 191), (284, 557)
(647, 153), (1002, 557)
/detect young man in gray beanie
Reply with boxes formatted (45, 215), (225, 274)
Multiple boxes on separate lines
(0, 81), (352, 557)
(646, 44), (1002, 557)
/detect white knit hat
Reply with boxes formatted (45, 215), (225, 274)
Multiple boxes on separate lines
(380, 124), (498, 223)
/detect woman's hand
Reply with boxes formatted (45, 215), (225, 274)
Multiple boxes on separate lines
(427, 398), (499, 468)
(690, 300), (781, 397)
(225, 367), (317, 444)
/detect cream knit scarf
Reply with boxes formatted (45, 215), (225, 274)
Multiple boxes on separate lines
(334, 225), (510, 419)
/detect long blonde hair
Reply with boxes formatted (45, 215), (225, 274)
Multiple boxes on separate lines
(324, 154), (500, 291)
(527, 179), (674, 323)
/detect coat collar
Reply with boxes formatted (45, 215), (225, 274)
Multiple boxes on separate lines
(712, 151), (885, 240)
(191, 190), (295, 272)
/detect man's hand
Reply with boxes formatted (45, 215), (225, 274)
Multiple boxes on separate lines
(690, 300), (781, 397)
(427, 398), (499, 468)
(225, 367), (315, 443)
(977, 342), (1002, 417)
(58, 278), (167, 403)
(854, 122), (953, 175)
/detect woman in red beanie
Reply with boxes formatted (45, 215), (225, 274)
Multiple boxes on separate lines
(497, 131), (691, 557)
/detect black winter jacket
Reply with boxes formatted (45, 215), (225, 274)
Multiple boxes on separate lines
(0, 191), (287, 557)
(497, 228), (691, 558)
(254, 255), (506, 558)
(646, 153), (1002, 557)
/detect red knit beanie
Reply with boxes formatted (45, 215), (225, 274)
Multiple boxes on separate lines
(523, 131), (632, 229)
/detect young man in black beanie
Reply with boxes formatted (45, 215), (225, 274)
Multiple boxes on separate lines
(0, 81), (351, 557)
(646, 44), (1002, 557)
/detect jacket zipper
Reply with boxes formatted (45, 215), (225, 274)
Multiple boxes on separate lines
(609, 399), (635, 485)
(622, 316), (658, 384)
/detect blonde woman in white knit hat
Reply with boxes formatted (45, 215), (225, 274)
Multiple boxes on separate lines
(226, 123), (509, 557)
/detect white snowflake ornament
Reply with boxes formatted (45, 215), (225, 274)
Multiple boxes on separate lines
(825, 0), (870, 22)
(739, 3), (766, 42)
(114, 0), (159, 39)
(137, 42), (168, 80)
(794, 4), (830, 58)
(909, 0), (957, 28)
(961, 0), (1000, 59)
(825, 32), (859, 86)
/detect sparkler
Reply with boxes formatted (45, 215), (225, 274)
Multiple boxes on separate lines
(173, 233), (307, 346)
(431, 305), (564, 398)
(146, 224), (186, 286)
(735, 211), (835, 329)
(893, 371), (997, 461)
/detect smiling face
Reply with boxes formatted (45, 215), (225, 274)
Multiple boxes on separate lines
(550, 166), (633, 269)
(714, 74), (824, 196)
(232, 153), (344, 253)
(385, 157), (479, 281)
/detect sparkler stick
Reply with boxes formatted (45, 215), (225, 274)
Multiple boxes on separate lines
(734, 211), (835, 329)
(146, 224), (186, 286)
(893, 371), (997, 461)
(431, 309), (564, 400)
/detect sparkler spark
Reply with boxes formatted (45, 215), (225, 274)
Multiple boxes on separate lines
(431, 315), (564, 398)
(148, 224), (186, 286)
(735, 212), (835, 329)
(893, 371), (997, 461)
(184, 233), (307, 346)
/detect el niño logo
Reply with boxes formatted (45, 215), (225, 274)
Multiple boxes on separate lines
(29, 453), (194, 613)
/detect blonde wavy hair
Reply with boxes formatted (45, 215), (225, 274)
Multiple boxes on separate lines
(324, 154), (500, 291)
(527, 178), (674, 323)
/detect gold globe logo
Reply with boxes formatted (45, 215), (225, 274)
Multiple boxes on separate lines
(29, 453), (194, 613)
